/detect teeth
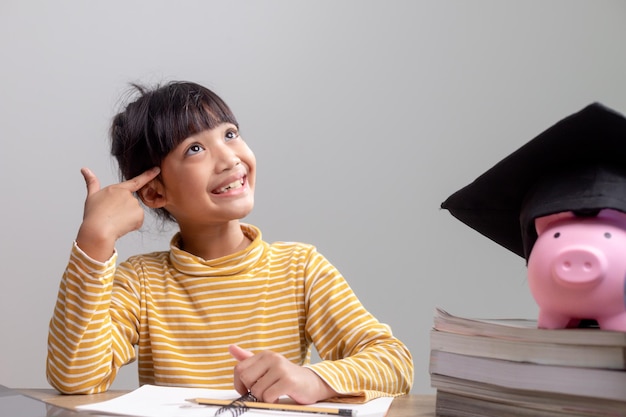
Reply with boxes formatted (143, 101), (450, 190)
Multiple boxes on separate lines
(217, 179), (243, 193)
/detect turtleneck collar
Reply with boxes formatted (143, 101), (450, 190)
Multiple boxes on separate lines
(169, 224), (266, 276)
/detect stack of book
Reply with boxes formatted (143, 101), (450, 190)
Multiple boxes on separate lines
(429, 308), (626, 417)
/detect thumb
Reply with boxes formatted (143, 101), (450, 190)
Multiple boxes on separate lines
(80, 167), (100, 196)
(229, 344), (254, 361)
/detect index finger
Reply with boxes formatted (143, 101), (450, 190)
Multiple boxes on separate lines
(123, 167), (161, 192)
(229, 344), (255, 362)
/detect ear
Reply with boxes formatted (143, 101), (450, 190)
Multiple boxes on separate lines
(598, 208), (626, 225)
(138, 179), (167, 209)
(535, 211), (575, 235)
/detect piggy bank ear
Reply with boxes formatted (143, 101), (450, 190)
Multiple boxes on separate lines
(598, 208), (626, 224)
(535, 211), (575, 235)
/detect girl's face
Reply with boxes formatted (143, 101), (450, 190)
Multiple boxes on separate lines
(155, 122), (256, 229)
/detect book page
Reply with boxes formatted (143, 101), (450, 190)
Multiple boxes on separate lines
(76, 384), (394, 417)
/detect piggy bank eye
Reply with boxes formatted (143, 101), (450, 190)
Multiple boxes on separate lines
(605, 232), (612, 239)
(553, 232), (560, 239)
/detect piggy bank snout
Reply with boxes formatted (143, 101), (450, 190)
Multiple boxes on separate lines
(552, 246), (606, 286)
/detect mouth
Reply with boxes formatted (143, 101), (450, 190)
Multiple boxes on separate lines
(212, 177), (245, 194)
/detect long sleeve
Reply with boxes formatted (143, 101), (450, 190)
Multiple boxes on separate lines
(46, 225), (413, 398)
(46, 243), (138, 394)
(303, 250), (414, 400)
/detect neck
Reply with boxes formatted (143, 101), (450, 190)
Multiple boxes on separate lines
(177, 221), (251, 260)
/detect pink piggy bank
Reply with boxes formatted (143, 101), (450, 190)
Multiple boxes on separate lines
(527, 208), (626, 331)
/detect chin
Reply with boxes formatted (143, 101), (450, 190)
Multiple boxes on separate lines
(234, 200), (255, 219)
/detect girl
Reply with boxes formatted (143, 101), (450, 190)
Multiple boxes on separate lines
(46, 81), (413, 404)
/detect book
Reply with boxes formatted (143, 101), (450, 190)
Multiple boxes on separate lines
(430, 328), (626, 369)
(431, 374), (626, 417)
(429, 349), (626, 402)
(434, 389), (626, 417)
(429, 308), (626, 416)
(433, 307), (626, 345)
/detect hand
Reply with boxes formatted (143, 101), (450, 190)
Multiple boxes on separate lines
(76, 167), (161, 262)
(229, 344), (337, 405)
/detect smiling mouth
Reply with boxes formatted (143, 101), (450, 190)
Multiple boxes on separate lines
(213, 178), (245, 194)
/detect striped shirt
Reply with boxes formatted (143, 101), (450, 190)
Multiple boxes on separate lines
(47, 224), (413, 400)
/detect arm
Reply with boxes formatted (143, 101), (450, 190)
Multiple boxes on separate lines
(303, 250), (414, 400)
(46, 167), (160, 394)
(46, 245), (140, 393)
(229, 247), (413, 404)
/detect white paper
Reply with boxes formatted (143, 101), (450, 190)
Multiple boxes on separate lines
(76, 384), (394, 417)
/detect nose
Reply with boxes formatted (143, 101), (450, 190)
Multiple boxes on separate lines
(212, 143), (240, 172)
(552, 247), (605, 287)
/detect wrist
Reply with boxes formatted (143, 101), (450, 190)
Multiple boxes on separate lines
(307, 369), (338, 402)
(76, 224), (116, 262)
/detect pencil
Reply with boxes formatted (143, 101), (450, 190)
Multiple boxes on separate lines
(188, 397), (357, 416)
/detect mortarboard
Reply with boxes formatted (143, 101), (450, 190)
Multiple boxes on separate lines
(441, 102), (626, 261)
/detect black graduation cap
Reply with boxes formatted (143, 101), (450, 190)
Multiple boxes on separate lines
(441, 102), (626, 261)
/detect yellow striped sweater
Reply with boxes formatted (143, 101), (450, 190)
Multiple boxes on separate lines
(47, 224), (413, 399)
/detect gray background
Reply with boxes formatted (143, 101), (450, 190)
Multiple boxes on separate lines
(2, 1), (626, 394)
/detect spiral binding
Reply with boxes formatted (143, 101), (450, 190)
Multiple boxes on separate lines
(214, 392), (258, 417)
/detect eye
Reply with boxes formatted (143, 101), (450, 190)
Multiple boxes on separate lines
(553, 232), (560, 239)
(605, 232), (612, 239)
(225, 129), (240, 142)
(185, 143), (205, 156)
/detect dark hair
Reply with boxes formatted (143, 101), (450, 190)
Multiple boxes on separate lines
(110, 81), (238, 221)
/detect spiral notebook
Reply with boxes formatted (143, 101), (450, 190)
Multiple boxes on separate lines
(76, 384), (394, 417)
